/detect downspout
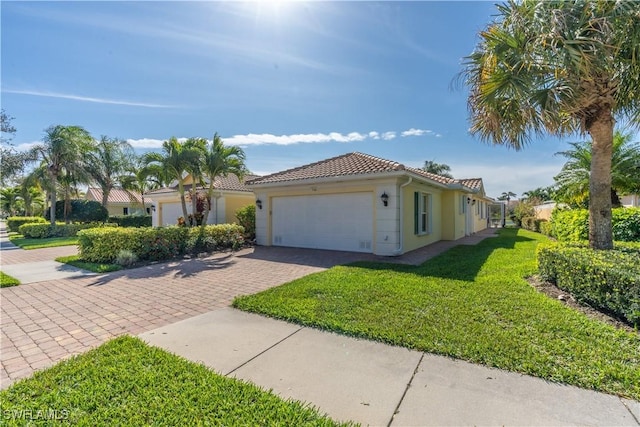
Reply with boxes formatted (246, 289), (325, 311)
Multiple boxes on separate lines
(392, 176), (413, 256)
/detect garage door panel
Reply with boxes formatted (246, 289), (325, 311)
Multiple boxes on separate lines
(272, 193), (373, 253)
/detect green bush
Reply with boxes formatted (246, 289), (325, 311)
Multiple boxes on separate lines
(537, 242), (640, 326)
(520, 216), (546, 233)
(78, 224), (244, 263)
(45, 200), (109, 223)
(109, 215), (152, 228)
(6, 216), (46, 232)
(235, 204), (256, 240)
(539, 220), (553, 237)
(115, 249), (138, 267)
(18, 222), (115, 238)
(551, 207), (640, 242)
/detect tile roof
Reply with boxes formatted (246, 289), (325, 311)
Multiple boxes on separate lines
(246, 152), (457, 186)
(86, 188), (145, 204)
(456, 178), (483, 190)
(146, 173), (257, 195)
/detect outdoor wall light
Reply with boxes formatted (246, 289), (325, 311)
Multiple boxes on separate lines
(256, 199), (263, 210)
(151, 204), (156, 212)
(472, 199), (477, 205)
(381, 192), (389, 206)
(467, 197), (471, 204)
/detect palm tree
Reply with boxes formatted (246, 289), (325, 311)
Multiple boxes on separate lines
(18, 178), (45, 217)
(34, 125), (94, 224)
(554, 131), (640, 208)
(120, 156), (163, 215)
(459, 0), (640, 249)
(197, 134), (247, 226)
(85, 136), (134, 208)
(422, 160), (453, 178)
(144, 137), (204, 223)
(521, 187), (553, 204)
(497, 191), (517, 227)
(0, 187), (21, 216)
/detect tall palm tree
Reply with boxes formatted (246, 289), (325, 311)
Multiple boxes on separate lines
(34, 125), (94, 224)
(197, 134), (247, 226)
(459, 0), (640, 249)
(18, 177), (45, 217)
(120, 155), (163, 215)
(521, 187), (552, 204)
(85, 136), (134, 208)
(0, 187), (20, 216)
(144, 137), (204, 223)
(422, 160), (453, 178)
(554, 131), (640, 208)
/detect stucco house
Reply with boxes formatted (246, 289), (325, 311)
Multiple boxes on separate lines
(86, 187), (152, 216)
(146, 174), (258, 227)
(247, 152), (493, 256)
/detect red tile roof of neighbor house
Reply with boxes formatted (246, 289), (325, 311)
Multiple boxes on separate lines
(456, 178), (483, 190)
(246, 152), (463, 187)
(146, 173), (259, 195)
(86, 188), (145, 204)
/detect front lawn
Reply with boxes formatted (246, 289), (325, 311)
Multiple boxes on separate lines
(55, 255), (122, 273)
(234, 228), (640, 400)
(0, 271), (20, 287)
(0, 336), (352, 426)
(9, 235), (78, 250)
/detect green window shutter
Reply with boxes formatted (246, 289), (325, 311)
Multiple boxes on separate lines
(414, 191), (419, 234)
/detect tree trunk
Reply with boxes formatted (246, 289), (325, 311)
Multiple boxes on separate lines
(102, 188), (109, 209)
(178, 181), (189, 225)
(587, 112), (614, 250)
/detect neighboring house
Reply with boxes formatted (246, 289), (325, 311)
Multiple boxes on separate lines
(146, 174), (258, 227)
(621, 194), (639, 207)
(86, 187), (152, 217)
(246, 152), (494, 256)
(533, 201), (560, 221)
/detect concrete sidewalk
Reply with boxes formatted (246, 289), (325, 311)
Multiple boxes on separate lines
(140, 308), (640, 427)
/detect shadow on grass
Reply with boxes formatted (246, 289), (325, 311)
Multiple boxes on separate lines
(349, 229), (534, 282)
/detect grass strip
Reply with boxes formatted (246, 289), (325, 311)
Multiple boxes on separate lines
(0, 271), (20, 288)
(234, 228), (640, 400)
(9, 235), (78, 250)
(55, 255), (122, 273)
(0, 336), (354, 426)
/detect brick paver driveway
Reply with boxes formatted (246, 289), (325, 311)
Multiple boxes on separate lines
(1, 245), (369, 388)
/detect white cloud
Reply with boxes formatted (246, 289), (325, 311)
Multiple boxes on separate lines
(369, 131), (380, 139)
(13, 141), (41, 152)
(401, 128), (431, 137)
(381, 131), (396, 140)
(3, 89), (178, 108)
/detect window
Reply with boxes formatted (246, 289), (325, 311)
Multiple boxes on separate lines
(146, 207), (151, 214)
(123, 207), (129, 215)
(460, 195), (467, 214)
(414, 192), (432, 235)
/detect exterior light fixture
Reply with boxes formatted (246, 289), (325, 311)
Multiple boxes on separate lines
(467, 197), (471, 204)
(151, 204), (156, 212)
(381, 192), (389, 206)
(472, 199), (477, 205)
(256, 199), (263, 210)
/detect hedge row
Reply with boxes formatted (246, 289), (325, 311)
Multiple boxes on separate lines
(108, 215), (152, 228)
(18, 222), (117, 239)
(551, 207), (640, 242)
(78, 224), (245, 263)
(537, 242), (640, 326)
(520, 216), (547, 233)
(6, 216), (46, 232)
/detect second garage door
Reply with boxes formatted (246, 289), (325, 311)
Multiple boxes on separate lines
(271, 193), (374, 253)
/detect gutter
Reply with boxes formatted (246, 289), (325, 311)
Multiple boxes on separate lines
(392, 176), (413, 256)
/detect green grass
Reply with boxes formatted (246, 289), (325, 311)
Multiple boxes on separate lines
(0, 336), (353, 426)
(55, 255), (122, 273)
(9, 234), (78, 250)
(0, 271), (20, 288)
(234, 228), (640, 400)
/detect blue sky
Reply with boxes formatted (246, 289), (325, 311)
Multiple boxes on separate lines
(2, 1), (578, 198)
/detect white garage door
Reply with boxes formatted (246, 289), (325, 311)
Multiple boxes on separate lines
(272, 193), (373, 253)
(161, 202), (184, 226)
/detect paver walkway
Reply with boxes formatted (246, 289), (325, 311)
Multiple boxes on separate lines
(0, 225), (496, 389)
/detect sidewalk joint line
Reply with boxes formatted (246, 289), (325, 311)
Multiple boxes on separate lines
(224, 326), (304, 376)
(387, 352), (424, 427)
(621, 397), (640, 426)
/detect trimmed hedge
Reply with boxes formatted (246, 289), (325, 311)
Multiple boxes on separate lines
(6, 216), (46, 232)
(78, 224), (245, 263)
(109, 215), (152, 228)
(537, 242), (640, 326)
(552, 207), (640, 242)
(235, 204), (256, 240)
(521, 216), (546, 233)
(45, 200), (109, 223)
(18, 222), (116, 239)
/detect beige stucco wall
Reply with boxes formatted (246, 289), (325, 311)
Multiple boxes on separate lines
(150, 191), (253, 227)
(224, 195), (255, 224)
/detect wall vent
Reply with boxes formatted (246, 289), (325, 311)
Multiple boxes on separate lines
(359, 240), (372, 250)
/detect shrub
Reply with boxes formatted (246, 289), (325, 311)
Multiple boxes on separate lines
(45, 200), (109, 223)
(235, 204), (256, 240)
(115, 249), (138, 267)
(551, 207), (640, 242)
(539, 220), (553, 237)
(78, 224), (244, 263)
(520, 216), (546, 233)
(7, 216), (46, 232)
(19, 222), (117, 239)
(537, 242), (640, 326)
(109, 215), (152, 228)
